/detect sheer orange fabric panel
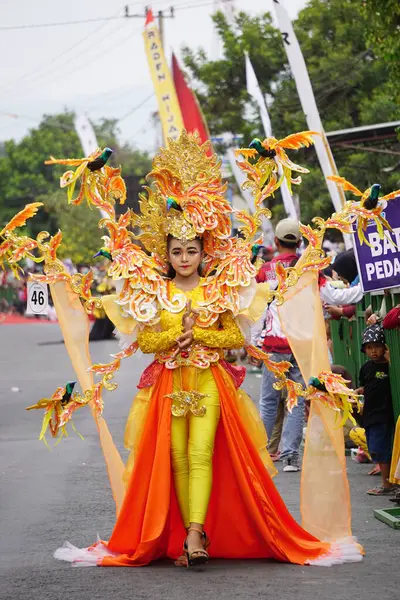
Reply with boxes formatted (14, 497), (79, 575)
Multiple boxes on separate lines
(277, 271), (352, 541)
(50, 281), (125, 515)
(123, 386), (153, 486)
(101, 365), (330, 566)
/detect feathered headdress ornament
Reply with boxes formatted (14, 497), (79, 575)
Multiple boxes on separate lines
(132, 131), (233, 264)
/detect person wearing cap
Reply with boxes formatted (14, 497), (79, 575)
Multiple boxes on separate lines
(356, 324), (395, 496)
(255, 219), (305, 472)
(254, 221), (366, 472)
(257, 219), (301, 285)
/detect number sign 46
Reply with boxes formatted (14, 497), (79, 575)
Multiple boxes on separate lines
(27, 281), (49, 315)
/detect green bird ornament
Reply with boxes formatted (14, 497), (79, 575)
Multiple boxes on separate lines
(87, 148), (113, 172)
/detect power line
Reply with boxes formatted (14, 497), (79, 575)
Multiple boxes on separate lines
(0, 91), (156, 137)
(118, 93), (155, 122)
(1, 21), (139, 100)
(176, 1), (215, 10)
(0, 7), (126, 95)
(43, 25), (141, 91)
(0, 88), (155, 127)
(0, 16), (126, 92)
(85, 85), (146, 112)
(0, 1), (217, 31)
(0, 15), (124, 31)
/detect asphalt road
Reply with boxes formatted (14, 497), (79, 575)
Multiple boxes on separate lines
(0, 323), (398, 600)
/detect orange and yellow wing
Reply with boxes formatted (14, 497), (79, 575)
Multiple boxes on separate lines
(327, 176), (363, 197)
(276, 131), (319, 150)
(0, 202), (43, 236)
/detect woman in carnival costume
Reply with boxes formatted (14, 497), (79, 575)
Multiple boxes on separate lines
(5, 131), (391, 568)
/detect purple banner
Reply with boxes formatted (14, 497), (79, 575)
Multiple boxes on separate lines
(353, 196), (400, 292)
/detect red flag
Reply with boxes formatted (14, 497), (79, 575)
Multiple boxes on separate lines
(172, 53), (210, 145)
(145, 8), (154, 25)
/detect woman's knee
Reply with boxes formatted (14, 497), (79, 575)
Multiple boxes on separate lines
(188, 440), (214, 470)
(171, 445), (189, 475)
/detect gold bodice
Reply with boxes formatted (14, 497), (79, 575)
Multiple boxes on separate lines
(137, 280), (244, 368)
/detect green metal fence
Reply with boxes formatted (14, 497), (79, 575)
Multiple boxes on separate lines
(331, 290), (400, 421)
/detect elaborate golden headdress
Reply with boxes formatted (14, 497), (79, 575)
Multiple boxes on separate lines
(132, 131), (233, 264)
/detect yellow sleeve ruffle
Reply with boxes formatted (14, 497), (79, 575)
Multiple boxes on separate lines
(193, 312), (244, 349)
(137, 323), (183, 354)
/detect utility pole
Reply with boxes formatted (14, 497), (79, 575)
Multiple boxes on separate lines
(124, 5), (175, 49)
(124, 5), (175, 152)
(155, 7), (174, 48)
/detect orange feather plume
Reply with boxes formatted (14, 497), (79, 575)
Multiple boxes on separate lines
(327, 176), (363, 197)
(0, 202), (43, 236)
(380, 188), (400, 202)
(276, 131), (319, 150)
(49, 230), (63, 260)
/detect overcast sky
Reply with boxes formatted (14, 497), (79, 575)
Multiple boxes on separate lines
(0, 0), (307, 151)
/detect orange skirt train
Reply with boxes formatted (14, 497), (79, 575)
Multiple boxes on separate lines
(97, 365), (332, 566)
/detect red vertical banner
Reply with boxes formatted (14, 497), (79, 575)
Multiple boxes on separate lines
(172, 54), (211, 145)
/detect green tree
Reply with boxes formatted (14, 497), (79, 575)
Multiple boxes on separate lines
(362, 0), (400, 98)
(41, 190), (103, 265)
(182, 1), (400, 223)
(182, 11), (286, 140)
(94, 117), (153, 175)
(270, 0), (399, 223)
(0, 113), (82, 232)
(0, 112), (152, 243)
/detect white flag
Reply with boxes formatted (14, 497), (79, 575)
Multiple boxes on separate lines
(245, 52), (273, 137)
(74, 114), (99, 156)
(74, 114), (109, 219)
(245, 51), (297, 220)
(272, 1), (350, 244)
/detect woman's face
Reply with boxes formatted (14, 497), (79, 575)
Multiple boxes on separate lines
(168, 238), (202, 278)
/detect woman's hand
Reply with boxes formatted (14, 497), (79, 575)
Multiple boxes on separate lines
(324, 304), (343, 318)
(172, 330), (194, 358)
(182, 300), (198, 331)
(366, 313), (379, 325)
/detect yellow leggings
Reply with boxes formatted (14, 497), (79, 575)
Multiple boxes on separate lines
(170, 367), (220, 527)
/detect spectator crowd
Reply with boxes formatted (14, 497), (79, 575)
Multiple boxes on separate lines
(246, 218), (400, 503)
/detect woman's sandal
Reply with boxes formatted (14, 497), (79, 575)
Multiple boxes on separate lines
(174, 529), (210, 567)
(183, 527), (210, 567)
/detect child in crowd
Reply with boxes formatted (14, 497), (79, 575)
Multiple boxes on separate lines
(356, 324), (395, 496)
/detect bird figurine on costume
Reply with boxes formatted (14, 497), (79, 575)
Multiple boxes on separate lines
(363, 183), (381, 210)
(94, 248), (112, 261)
(328, 176), (400, 210)
(166, 197), (181, 211)
(251, 244), (264, 257)
(249, 138), (277, 159)
(61, 381), (76, 406)
(87, 148), (113, 172)
(308, 377), (327, 392)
